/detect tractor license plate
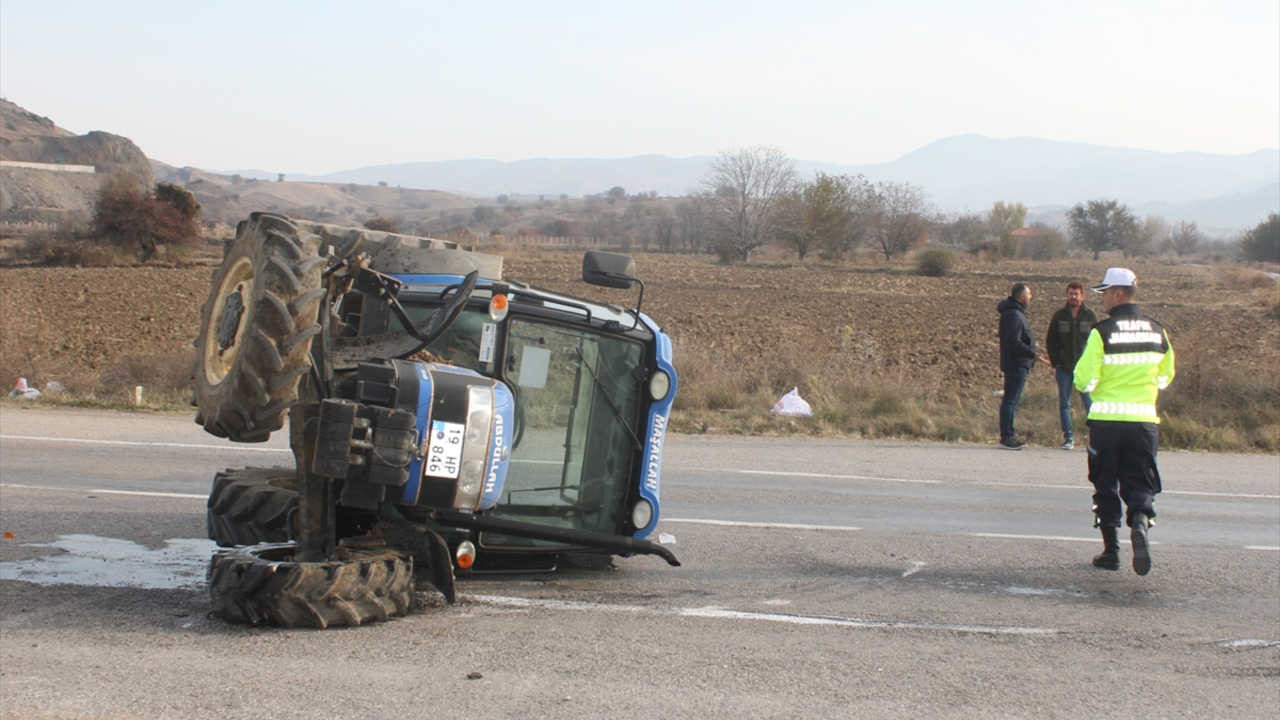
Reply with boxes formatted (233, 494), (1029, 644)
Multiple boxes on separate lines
(425, 420), (464, 479)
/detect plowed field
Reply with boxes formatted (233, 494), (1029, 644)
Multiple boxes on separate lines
(2, 248), (1276, 442)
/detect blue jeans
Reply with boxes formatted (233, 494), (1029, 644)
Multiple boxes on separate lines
(999, 366), (1029, 441)
(1055, 368), (1092, 442)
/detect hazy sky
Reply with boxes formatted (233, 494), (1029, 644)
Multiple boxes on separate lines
(3, 0), (1277, 174)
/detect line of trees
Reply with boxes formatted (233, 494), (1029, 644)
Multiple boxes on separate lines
(688, 146), (936, 263)
(684, 147), (1274, 263)
(351, 146), (1277, 265)
(682, 147), (1234, 264)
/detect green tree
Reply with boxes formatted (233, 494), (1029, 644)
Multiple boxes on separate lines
(916, 247), (954, 277)
(988, 201), (1027, 257)
(1019, 223), (1067, 260)
(1240, 213), (1280, 262)
(938, 213), (993, 252)
(777, 172), (855, 260)
(92, 176), (153, 252)
(987, 201), (1027, 237)
(1067, 199), (1138, 260)
(539, 218), (575, 237)
(92, 177), (201, 261)
(364, 216), (400, 233)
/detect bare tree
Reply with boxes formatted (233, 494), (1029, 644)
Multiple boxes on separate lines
(652, 207), (676, 252)
(1128, 215), (1168, 257)
(834, 176), (881, 259)
(675, 198), (709, 252)
(584, 204), (620, 245)
(700, 146), (797, 263)
(873, 181), (932, 260)
(1168, 220), (1203, 256)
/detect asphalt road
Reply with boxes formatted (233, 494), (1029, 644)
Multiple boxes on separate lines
(1, 406), (1277, 719)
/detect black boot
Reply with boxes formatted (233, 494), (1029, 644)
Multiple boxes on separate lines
(1092, 526), (1119, 570)
(1130, 514), (1152, 576)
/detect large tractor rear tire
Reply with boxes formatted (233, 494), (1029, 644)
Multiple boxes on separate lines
(208, 542), (412, 628)
(193, 213), (326, 442)
(206, 467), (300, 547)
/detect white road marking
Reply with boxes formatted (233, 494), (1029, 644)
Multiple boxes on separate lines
(1, 483), (1273, 552)
(1164, 490), (1280, 500)
(4, 435), (1272, 499)
(970, 532), (1161, 545)
(902, 561), (927, 578)
(974, 480), (1279, 500)
(1, 483), (206, 500)
(466, 594), (1058, 636)
(734, 469), (941, 484)
(663, 518), (861, 532)
(0, 434), (288, 453)
(1216, 638), (1280, 649)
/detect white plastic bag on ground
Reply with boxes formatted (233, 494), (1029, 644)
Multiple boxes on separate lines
(9, 377), (40, 399)
(770, 387), (812, 417)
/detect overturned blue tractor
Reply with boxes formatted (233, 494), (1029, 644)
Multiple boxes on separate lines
(193, 213), (678, 628)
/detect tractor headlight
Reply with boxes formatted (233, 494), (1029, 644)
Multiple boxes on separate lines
(648, 370), (670, 401)
(631, 499), (653, 530)
(488, 293), (509, 322)
(453, 385), (494, 510)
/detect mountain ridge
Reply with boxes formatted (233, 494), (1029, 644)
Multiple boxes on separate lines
(259, 135), (1278, 230)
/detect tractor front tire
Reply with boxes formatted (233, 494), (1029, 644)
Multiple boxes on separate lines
(193, 213), (326, 443)
(206, 467), (300, 547)
(208, 542), (412, 628)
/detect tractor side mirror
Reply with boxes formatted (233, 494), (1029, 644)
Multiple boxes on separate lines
(582, 251), (638, 289)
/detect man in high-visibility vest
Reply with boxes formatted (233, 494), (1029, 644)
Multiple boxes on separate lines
(1074, 268), (1175, 575)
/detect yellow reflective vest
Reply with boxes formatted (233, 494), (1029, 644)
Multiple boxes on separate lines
(1073, 304), (1175, 423)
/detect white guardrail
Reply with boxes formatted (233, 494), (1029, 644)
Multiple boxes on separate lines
(0, 160), (96, 174)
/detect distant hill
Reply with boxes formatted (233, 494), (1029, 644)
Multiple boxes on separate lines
(294, 155), (715, 199)
(0, 99), (153, 224)
(150, 160), (476, 229)
(294, 136), (1279, 231)
(830, 134), (1279, 213)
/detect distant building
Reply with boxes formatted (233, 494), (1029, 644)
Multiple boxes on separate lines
(1010, 226), (1047, 238)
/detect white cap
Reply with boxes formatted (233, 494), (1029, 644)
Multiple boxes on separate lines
(1091, 267), (1136, 292)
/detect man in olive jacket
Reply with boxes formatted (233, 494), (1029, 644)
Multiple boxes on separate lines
(1045, 280), (1097, 450)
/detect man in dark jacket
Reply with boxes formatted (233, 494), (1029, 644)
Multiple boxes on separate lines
(1045, 281), (1098, 450)
(997, 283), (1047, 449)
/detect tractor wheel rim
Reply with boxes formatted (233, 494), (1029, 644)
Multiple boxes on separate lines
(204, 257), (254, 385)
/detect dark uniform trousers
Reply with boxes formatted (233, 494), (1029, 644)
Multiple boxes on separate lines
(1087, 420), (1162, 528)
